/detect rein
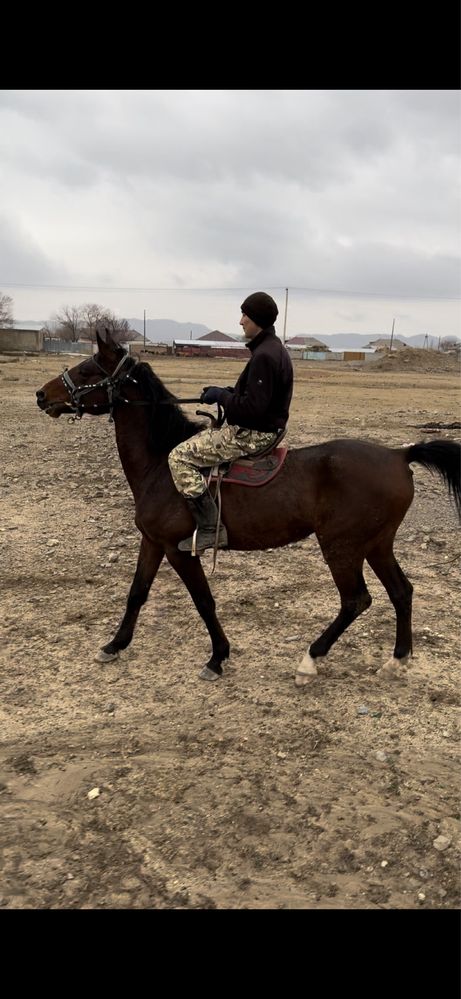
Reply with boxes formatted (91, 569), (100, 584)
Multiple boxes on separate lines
(60, 351), (203, 423)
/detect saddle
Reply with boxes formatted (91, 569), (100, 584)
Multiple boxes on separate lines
(207, 429), (288, 488)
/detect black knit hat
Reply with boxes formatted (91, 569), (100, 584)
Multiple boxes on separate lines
(240, 292), (278, 329)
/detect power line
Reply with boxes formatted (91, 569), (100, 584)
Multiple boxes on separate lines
(1, 280), (459, 301)
(2, 282), (265, 292)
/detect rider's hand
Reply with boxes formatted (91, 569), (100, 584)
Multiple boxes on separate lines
(200, 386), (224, 405)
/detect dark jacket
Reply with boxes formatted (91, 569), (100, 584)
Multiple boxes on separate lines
(219, 327), (293, 432)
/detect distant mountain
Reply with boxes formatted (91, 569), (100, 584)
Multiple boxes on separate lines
(128, 318), (210, 342)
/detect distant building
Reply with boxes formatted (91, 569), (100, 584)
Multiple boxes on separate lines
(0, 327), (44, 352)
(173, 338), (246, 359)
(366, 337), (409, 351)
(12, 320), (45, 331)
(134, 341), (172, 355)
(285, 335), (328, 352)
(197, 330), (239, 342)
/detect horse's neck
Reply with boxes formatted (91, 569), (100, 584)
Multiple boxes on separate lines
(113, 408), (164, 496)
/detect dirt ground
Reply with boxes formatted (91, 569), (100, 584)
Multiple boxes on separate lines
(0, 348), (460, 910)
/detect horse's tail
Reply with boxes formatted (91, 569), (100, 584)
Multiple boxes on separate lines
(404, 439), (461, 519)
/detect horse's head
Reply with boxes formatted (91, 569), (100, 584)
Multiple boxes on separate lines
(36, 329), (133, 419)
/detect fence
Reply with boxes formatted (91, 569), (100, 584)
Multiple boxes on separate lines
(43, 339), (94, 355)
(43, 340), (151, 356)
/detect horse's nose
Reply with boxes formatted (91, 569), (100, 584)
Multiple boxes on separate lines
(36, 390), (45, 401)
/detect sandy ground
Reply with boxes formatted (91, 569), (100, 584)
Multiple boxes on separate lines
(0, 348), (460, 910)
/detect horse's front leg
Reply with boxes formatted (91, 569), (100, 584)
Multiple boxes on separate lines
(166, 548), (230, 681)
(96, 537), (164, 662)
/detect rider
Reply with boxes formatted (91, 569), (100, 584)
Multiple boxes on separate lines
(168, 292), (294, 553)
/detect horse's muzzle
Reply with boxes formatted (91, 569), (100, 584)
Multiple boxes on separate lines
(36, 390), (69, 417)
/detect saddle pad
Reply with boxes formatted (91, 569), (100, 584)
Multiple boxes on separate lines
(209, 447), (288, 487)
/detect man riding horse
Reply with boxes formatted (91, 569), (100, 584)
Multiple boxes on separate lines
(168, 292), (294, 554)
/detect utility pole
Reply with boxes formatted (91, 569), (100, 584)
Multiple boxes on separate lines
(389, 317), (395, 352)
(282, 287), (289, 344)
(143, 309), (146, 350)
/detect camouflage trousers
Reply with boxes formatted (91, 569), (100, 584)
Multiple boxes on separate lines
(168, 424), (278, 498)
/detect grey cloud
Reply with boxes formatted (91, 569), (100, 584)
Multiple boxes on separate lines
(336, 309), (368, 323)
(0, 214), (68, 284)
(0, 90), (417, 190)
(323, 242), (460, 298)
(0, 89), (458, 313)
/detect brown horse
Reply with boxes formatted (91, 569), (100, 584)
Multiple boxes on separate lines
(36, 329), (461, 685)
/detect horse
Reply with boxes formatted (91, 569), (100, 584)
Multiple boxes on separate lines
(36, 329), (461, 686)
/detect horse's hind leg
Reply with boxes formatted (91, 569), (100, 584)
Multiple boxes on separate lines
(165, 547), (230, 681)
(295, 552), (372, 687)
(96, 538), (164, 662)
(366, 542), (413, 680)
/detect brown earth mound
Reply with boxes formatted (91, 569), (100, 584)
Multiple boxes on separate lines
(369, 347), (460, 374)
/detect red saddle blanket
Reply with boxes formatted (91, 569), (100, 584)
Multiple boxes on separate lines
(209, 447), (288, 487)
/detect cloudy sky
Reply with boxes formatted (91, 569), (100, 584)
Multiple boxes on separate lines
(1, 89), (459, 338)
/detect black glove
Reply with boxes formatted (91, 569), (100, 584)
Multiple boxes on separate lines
(200, 386), (224, 405)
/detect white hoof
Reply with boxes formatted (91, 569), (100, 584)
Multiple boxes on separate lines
(295, 653), (318, 687)
(295, 672), (316, 687)
(377, 656), (408, 680)
(95, 649), (120, 663)
(199, 666), (221, 681)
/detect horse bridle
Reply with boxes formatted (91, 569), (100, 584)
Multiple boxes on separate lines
(60, 350), (206, 423)
(61, 351), (148, 422)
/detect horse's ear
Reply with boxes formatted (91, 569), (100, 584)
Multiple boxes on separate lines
(96, 327), (116, 352)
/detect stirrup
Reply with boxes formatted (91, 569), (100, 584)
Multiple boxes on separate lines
(178, 525), (228, 555)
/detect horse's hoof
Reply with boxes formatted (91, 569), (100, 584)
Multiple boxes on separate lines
(295, 653), (318, 686)
(376, 656), (408, 680)
(199, 666), (221, 681)
(295, 671), (315, 687)
(95, 648), (119, 663)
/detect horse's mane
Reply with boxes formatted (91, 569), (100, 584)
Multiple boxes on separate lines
(131, 361), (204, 452)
